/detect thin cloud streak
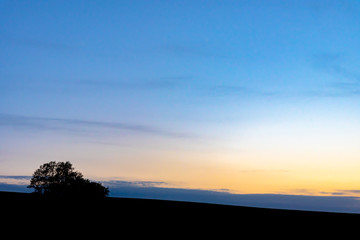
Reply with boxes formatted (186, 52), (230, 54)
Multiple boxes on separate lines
(208, 85), (280, 98)
(0, 175), (31, 185)
(159, 43), (237, 60)
(2, 35), (121, 60)
(76, 75), (192, 90)
(320, 190), (360, 196)
(310, 52), (360, 97)
(0, 113), (194, 139)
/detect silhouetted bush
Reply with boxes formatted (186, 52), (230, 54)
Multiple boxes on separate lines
(27, 161), (109, 199)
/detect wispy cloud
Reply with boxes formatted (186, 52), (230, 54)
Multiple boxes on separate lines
(104, 180), (168, 188)
(4, 36), (235, 62)
(208, 85), (279, 97)
(4, 36), (77, 52)
(305, 52), (360, 97)
(0, 175), (31, 185)
(0, 113), (193, 139)
(312, 52), (360, 83)
(76, 76), (193, 90)
(320, 189), (360, 196)
(299, 87), (360, 98)
(159, 42), (237, 60)
(330, 65), (360, 83)
(237, 169), (289, 174)
(3, 35), (119, 59)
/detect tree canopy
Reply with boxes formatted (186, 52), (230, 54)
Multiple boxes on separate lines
(28, 161), (109, 198)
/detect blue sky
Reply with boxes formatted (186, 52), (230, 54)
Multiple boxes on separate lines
(1, 0), (360, 210)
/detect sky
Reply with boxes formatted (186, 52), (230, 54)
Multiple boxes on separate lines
(1, 0), (360, 206)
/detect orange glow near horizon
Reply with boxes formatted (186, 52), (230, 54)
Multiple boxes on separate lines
(2, 116), (360, 198)
(75, 141), (360, 197)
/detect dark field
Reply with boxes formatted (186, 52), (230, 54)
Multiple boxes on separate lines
(2, 191), (358, 236)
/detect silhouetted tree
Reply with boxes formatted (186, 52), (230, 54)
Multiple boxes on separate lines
(28, 161), (109, 198)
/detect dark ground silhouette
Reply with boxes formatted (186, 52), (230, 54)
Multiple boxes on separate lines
(2, 190), (359, 236)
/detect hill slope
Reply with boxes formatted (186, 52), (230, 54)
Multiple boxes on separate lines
(1, 191), (359, 235)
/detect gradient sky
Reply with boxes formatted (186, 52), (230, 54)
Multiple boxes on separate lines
(1, 0), (360, 197)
